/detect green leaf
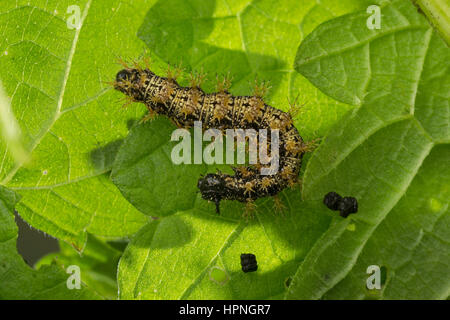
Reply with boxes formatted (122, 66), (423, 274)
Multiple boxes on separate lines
(111, 118), (207, 217)
(137, 0), (381, 140)
(36, 234), (123, 300)
(117, 189), (332, 299)
(0, 185), (101, 299)
(0, 0), (153, 248)
(113, 0), (387, 300)
(288, 0), (449, 299)
(112, 118), (332, 299)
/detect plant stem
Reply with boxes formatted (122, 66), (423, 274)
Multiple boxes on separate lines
(413, 0), (450, 46)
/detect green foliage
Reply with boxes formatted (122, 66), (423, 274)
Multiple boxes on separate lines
(0, 0), (448, 300)
(117, 188), (332, 299)
(35, 235), (123, 299)
(0, 185), (100, 299)
(289, 0), (449, 299)
(0, 0), (151, 249)
(413, 0), (450, 46)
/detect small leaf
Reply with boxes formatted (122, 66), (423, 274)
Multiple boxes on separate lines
(36, 234), (123, 300)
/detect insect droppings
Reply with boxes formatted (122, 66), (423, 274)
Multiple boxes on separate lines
(240, 253), (258, 273)
(323, 192), (358, 218)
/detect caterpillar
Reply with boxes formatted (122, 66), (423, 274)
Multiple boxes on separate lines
(113, 63), (306, 214)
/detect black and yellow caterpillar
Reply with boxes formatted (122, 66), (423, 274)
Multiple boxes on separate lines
(114, 65), (305, 214)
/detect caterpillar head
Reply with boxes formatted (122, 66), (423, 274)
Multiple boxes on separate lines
(197, 173), (227, 214)
(114, 69), (140, 94)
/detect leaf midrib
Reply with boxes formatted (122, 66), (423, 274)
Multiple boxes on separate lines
(288, 139), (434, 299)
(1, 0), (93, 185)
(297, 26), (428, 67)
(303, 23), (435, 198)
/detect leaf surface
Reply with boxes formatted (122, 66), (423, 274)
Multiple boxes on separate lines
(288, 0), (449, 299)
(113, 0), (379, 299)
(0, 0), (152, 248)
(0, 185), (101, 299)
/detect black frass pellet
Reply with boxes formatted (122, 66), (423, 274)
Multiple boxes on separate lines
(323, 192), (358, 218)
(240, 253), (258, 273)
(338, 196), (358, 218)
(323, 192), (343, 210)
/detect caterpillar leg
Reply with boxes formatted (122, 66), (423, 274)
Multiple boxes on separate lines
(214, 199), (221, 215)
(140, 110), (156, 123)
(287, 177), (303, 197)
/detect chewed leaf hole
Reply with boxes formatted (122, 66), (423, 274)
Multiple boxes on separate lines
(209, 266), (229, 285)
(284, 276), (292, 288)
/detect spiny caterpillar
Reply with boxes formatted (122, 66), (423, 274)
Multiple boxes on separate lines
(113, 61), (307, 214)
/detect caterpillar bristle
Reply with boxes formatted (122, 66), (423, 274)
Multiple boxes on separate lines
(121, 96), (136, 109)
(189, 69), (207, 89)
(216, 72), (233, 93)
(273, 195), (286, 214)
(299, 138), (321, 153)
(252, 79), (271, 98)
(287, 94), (308, 119)
(142, 56), (152, 70)
(131, 60), (141, 71)
(116, 56), (131, 69)
(167, 64), (182, 82)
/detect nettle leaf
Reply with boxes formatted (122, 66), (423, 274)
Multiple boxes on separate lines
(117, 189), (332, 299)
(111, 118), (208, 217)
(0, 0), (154, 248)
(137, 0), (383, 140)
(288, 0), (449, 299)
(113, 118), (333, 299)
(112, 0), (380, 299)
(0, 185), (101, 299)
